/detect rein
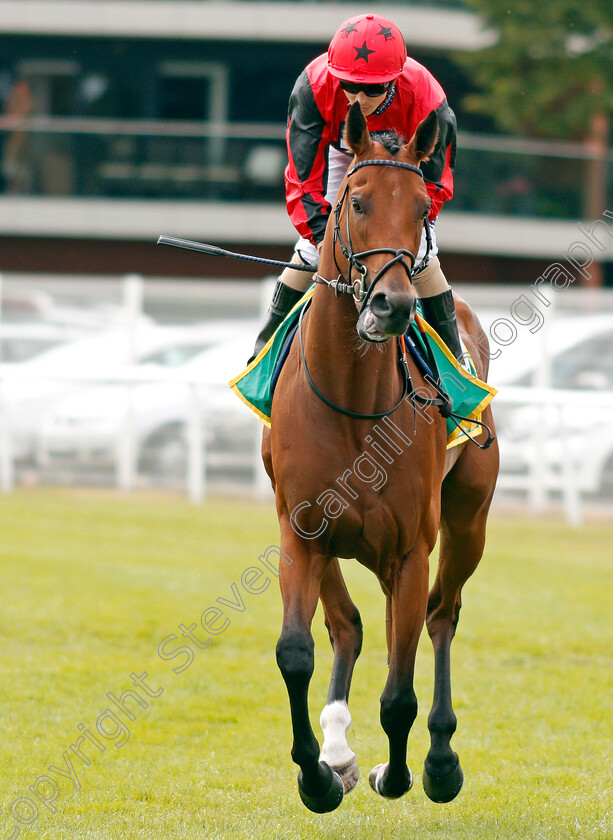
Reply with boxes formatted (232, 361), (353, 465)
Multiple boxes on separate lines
(297, 303), (413, 421)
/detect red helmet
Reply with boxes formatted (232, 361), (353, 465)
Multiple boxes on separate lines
(328, 14), (407, 84)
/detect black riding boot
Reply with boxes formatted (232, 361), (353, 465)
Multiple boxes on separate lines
(419, 289), (464, 363)
(248, 280), (304, 364)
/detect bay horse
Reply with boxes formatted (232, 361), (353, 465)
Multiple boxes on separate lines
(262, 102), (499, 813)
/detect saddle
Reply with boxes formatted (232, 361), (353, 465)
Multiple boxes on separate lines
(230, 288), (496, 449)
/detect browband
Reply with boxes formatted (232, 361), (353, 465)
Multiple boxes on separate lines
(347, 159), (424, 179)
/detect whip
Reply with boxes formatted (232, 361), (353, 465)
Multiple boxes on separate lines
(157, 235), (317, 273)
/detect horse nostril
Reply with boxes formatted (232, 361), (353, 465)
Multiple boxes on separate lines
(370, 293), (393, 318)
(394, 292), (417, 321)
(368, 290), (417, 335)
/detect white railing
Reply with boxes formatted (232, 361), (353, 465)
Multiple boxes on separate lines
(0, 272), (612, 521)
(1, 362), (611, 523)
(0, 365), (268, 503)
(0, 270), (270, 501)
(494, 387), (613, 526)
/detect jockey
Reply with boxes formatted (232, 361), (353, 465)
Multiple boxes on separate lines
(249, 12), (462, 362)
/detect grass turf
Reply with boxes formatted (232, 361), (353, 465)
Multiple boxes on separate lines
(0, 489), (611, 839)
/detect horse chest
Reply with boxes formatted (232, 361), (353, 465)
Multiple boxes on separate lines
(283, 440), (435, 564)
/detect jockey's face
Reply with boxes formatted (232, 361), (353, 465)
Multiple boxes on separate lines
(343, 89), (386, 116)
(341, 81), (394, 117)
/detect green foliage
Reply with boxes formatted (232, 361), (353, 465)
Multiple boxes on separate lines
(0, 490), (611, 838)
(459, 0), (613, 138)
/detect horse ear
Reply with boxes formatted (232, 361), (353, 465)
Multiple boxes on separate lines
(344, 101), (371, 156)
(406, 110), (439, 163)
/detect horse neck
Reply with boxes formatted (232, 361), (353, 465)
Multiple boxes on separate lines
(303, 252), (399, 415)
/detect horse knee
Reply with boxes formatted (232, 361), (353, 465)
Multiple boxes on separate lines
(347, 609), (364, 655)
(426, 590), (462, 639)
(327, 608), (363, 657)
(380, 689), (418, 738)
(276, 629), (314, 686)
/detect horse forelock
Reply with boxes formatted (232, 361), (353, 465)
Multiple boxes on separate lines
(373, 131), (405, 157)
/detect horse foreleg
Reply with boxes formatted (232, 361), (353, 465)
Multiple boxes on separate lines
(319, 558), (363, 793)
(275, 526), (344, 813)
(424, 424), (498, 802)
(370, 539), (429, 799)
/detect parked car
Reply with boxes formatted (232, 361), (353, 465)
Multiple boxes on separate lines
(2, 321), (240, 464)
(36, 323), (260, 482)
(2, 288), (155, 330)
(0, 322), (86, 363)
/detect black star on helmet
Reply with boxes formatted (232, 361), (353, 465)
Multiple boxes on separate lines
(378, 26), (393, 41)
(354, 41), (375, 63)
(342, 22), (358, 37)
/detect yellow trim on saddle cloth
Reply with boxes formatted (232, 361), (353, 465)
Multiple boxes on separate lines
(228, 287), (315, 429)
(229, 289), (497, 450)
(413, 314), (497, 449)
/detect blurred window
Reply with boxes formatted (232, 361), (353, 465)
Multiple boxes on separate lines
(139, 343), (214, 367)
(0, 337), (66, 363)
(551, 331), (613, 390)
(158, 75), (210, 121)
(156, 61), (229, 167)
(17, 59), (79, 115)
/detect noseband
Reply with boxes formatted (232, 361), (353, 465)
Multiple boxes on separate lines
(314, 158), (431, 312)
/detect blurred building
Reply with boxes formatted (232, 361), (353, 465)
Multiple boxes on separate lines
(0, 0), (611, 284)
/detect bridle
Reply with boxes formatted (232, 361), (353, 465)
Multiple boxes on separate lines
(299, 156), (429, 421)
(298, 156), (495, 447)
(313, 158), (431, 313)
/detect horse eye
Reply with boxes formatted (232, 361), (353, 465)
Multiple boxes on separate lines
(351, 197), (364, 214)
(422, 202), (432, 220)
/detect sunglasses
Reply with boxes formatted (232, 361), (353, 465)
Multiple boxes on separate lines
(339, 80), (393, 98)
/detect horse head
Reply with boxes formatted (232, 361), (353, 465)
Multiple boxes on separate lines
(337, 101), (439, 342)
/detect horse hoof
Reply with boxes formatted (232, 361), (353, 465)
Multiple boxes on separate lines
(331, 755), (360, 794)
(369, 762), (413, 799)
(422, 759), (464, 803)
(298, 765), (344, 813)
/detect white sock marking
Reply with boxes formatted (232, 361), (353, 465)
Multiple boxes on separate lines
(319, 701), (355, 768)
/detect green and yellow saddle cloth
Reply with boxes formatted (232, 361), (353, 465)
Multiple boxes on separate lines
(229, 287), (496, 449)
